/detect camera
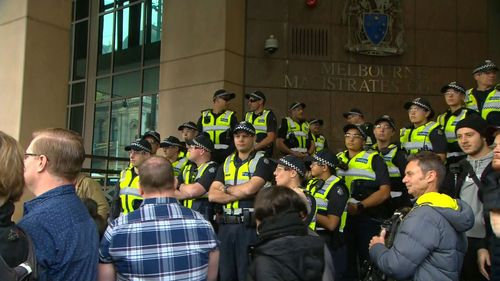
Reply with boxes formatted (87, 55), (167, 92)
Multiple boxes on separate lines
(264, 35), (278, 54)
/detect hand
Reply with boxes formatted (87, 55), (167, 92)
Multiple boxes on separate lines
(347, 202), (357, 215)
(477, 248), (491, 280)
(369, 229), (386, 249)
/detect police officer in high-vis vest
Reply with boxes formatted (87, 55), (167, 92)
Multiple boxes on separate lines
(142, 131), (161, 155)
(160, 136), (188, 177)
(244, 91), (277, 157)
(337, 124), (392, 281)
(208, 121), (274, 281)
(401, 97), (448, 162)
(343, 108), (375, 148)
(110, 139), (152, 219)
(273, 155), (317, 231)
(197, 89), (238, 164)
(437, 82), (480, 164)
(174, 134), (217, 221)
(309, 118), (328, 153)
(465, 59), (500, 126)
(308, 150), (348, 281)
(177, 121), (199, 143)
(371, 115), (412, 211)
(276, 102), (315, 158)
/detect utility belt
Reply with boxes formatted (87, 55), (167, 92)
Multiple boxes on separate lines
(215, 208), (256, 226)
(350, 180), (379, 201)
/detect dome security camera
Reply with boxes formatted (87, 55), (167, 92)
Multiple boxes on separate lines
(264, 35), (278, 54)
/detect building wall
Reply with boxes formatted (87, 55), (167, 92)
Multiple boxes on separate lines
(244, 0), (498, 152)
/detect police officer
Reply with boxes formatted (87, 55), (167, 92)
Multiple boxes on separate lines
(337, 124), (391, 280)
(208, 121), (274, 281)
(465, 59), (500, 126)
(371, 115), (411, 211)
(342, 108), (375, 148)
(276, 102), (315, 157)
(160, 136), (188, 177)
(309, 119), (328, 153)
(437, 82), (480, 164)
(244, 91), (277, 157)
(110, 139), (152, 219)
(273, 154), (317, 230)
(308, 150), (349, 281)
(142, 131), (161, 155)
(177, 121), (199, 142)
(197, 89), (238, 164)
(175, 134), (217, 221)
(401, 97), (447, 162)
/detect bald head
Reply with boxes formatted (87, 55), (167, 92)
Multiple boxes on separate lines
(138, 156), (174, 192)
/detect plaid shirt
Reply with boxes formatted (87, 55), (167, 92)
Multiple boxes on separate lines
(99, 197), (218, 281)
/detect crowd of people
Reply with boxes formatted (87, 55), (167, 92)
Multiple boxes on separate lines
(0, 59), (500, 281)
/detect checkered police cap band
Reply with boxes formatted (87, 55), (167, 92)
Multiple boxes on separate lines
(473, 60), (498, 74)
(130, 142), (152, 153)
(179, 122), (198, 131)
(233, 123), (256, 135)
(312, 154), (335, 168)
(162, 140), (182, 147)
(192, 139), (211, 152)
(412, 99), (431, 112)
(444, 82), (465, 94)
(279, 158), (305, 177)
(248, 92), (263, 100)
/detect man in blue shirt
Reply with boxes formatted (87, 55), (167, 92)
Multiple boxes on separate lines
(19, 128), (98, 281)
(99, 156), (219, 281)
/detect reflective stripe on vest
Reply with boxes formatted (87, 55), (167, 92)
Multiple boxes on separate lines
(312, 134), (326, 152)
(378, 144), (401, 178)
(400, 121), (440, 154)
(201, 110), (234, 145)
(337, 150), (377, 191)
(172, 155), (188, 177)
(285, 117), (309, 150)
(223, 151), (267, 209)
(465, 88), (500, 119)
(119, 168), (142, 215)
(437, 109), (467, 143)
(182, 161), (215, 209)
(313, 175), (347, 232)
(245, 110), (270, 134)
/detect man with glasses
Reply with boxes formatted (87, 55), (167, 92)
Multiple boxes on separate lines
(19, 128), (98, 281)
(208, 121), (273, 281)
(371, 115), (412, 211)
(276, 102), (315, 158)
(400, 97), (447, 162)
(337, 124), (392, 280)
(110, 139), (152, 219)
(437, 82), (480, 164)
(198, 89), (238, 164)
(465, 59), (500, 126)
(175, 134), (217, 221)
(160, 136), (188, 177)
(342, 108), (376, 148)
(142, 130), (161, 155)
(244, 91), (277, 157)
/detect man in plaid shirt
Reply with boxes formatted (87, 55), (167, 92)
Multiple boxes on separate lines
(99, 156), (219, 281)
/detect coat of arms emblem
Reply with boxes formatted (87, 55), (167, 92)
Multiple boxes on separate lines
(343, 0), (404, 56)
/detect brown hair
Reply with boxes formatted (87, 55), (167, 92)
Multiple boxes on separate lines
(407, 151), (446, 188)
(254, 186), (308, 221)
(31, 128), (85, 181)
(138, 156), (174, 191)
(0, 131), (25, 202)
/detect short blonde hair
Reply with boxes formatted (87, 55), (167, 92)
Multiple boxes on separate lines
(31, 128), (85, 181)
(0, 131), (25, 202)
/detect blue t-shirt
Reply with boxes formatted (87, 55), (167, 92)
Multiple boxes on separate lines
(19, 184), (99, 281)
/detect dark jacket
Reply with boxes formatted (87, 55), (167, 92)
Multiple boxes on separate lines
(246, 211), (332, 281)
(482, 171), (500, 281)
(369, 192), (474, 281)
(0, 201), (28, 267)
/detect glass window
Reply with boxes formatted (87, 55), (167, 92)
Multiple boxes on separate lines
(71, 82), (86, 104)
(143, 67), (158, 93)
(72, 21), (88, 80)
(100, 0), (114, 13)
(144, 0), (161, 65)
(111, 97), (140, 158)
(69, 105), (84, 135)
(141, 95), (158, 135)
(97, 13), (114, 75)
(75, 0), (89, 20)
(93, 102), (110, 156)
(96, 77), (111, 101)
(112, 71), (141, 98)
(113, 3), (144, 72)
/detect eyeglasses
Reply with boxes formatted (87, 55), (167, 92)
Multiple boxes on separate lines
(375, 124), (392, 129)
(24, 153), (41, 160)
(344, 133), (363, 139)
(248, 98), (259, 103)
